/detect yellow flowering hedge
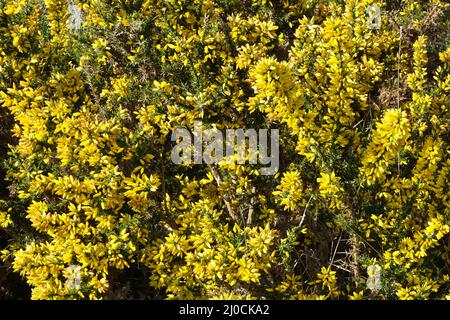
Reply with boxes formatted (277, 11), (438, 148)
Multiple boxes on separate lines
(0, 0), (449, 299)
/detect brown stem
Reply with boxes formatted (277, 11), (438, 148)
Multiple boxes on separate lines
(208, 164), (239, 222)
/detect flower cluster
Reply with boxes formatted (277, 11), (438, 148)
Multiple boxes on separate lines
(0, 0), (449, 300)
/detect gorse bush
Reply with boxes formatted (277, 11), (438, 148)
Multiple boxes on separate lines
(0, 0), (449, 300)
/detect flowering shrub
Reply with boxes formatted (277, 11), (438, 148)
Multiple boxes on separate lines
(0, 0), (449, 299)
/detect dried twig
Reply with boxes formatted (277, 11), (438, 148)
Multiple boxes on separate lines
(246, 186), (256, 226)
(208, 164), (239, 222)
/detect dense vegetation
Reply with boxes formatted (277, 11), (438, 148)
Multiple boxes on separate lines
(0, 0), (449, 300)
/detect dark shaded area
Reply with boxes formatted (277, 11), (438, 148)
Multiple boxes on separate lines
(104, 267), (165, 300)
(0, 105), (14, 201)
(0, 108), (12, 198)
(0, 107), (31, 300)
(0, 236), (32, 300)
